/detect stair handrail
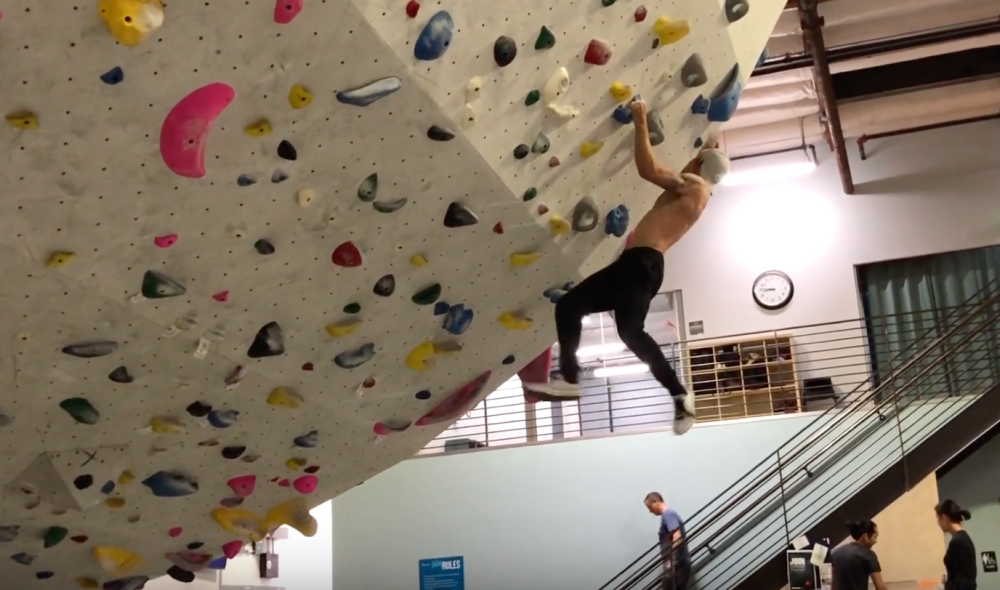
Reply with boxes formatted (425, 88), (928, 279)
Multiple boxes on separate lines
(598, 283), (1000, 590)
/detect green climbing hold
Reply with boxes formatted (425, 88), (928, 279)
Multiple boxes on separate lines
(525, 90), (541, 106)
(343, 303), (361, 314)
(358, 174), (377, 202)
(59, 397), (100, 425)
(141, 270), (186, 299)
(43, 526), (68, 549)
(534, 26), (555, 50)
(523, 187), (538, 202)
(412, 283), (442, 306)
(602, 0), (617, 5)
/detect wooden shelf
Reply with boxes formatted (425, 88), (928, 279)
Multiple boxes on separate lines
(685, 334), (801, 423)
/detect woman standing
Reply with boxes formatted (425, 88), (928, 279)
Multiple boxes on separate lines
(936, 499), (977, 590)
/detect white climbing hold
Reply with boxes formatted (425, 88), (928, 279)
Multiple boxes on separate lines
(542, 67), (570, 105)
(296, 188), (316, 208)
(547, 103), (579, 119)
(465, 76), (483, 101)
(459, 104), (476, 129)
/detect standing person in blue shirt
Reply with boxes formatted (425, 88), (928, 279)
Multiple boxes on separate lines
(645, 492), (691, 590)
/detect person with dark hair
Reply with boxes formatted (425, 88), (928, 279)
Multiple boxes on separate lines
(935, 499), (977, 590)
(829, 519), (888, 590)
(644, 492), (691, 590)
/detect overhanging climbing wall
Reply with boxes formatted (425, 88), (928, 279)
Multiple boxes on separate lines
(0, 0), (782, 587)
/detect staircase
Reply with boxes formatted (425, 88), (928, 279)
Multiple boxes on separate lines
(598, 286), (1000, 590)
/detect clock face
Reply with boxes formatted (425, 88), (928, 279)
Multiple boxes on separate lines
(752, 271), (794, 311)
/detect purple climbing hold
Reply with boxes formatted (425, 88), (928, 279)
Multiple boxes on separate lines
(142, 471), (199, 498)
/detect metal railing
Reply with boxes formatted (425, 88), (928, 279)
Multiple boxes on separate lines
(597, 285), (1000, 590)
(421, 297), (996, 455)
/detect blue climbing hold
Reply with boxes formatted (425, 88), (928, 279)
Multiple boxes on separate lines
(442, 304), (473, 336)
(433, 301), (450, 316)
(10, 552), (34, 565)
(336, 76), (403, 107)
(691, 95), (711, 115)
(543, 286), (568, 303)
(100, 66), (124, 85)
(237, 174), (256, 187)
(414, 11), (455, 61)
(756, 47), (768, 69)
(605, 205), (630, 237)
(0, 526), (19, 542)
(334, 343), (376, 369)
(141, 471), (199, 498)
(694, 137), (704, 149)
(207, 556), (228, 570)
(207, 409), (239, 428)
(612, 104), (632, 125)
(707, 64), (743, 123)
(293, 430), (319, 448)
(100, 480), (116, 495)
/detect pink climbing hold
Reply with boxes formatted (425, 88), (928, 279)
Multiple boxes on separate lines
(417, 371), (493, 426)
(374, 421), (411, 435)
(273, 0), (303, 24)
(169, 527), (183, 538)
(331, 241), (362, 267)
(292, 474), (318, 494)
(226, 475), (256, 498)
(405, 0), (420, 17)
(222, 540), (243, 559)
(159, 82), (236, 179)
(154, 234), (178, 248)
(212, 291), (229, 302)
(277, 478), (291, 487)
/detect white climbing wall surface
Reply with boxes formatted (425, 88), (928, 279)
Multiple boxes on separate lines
(0, 0), (782, 587)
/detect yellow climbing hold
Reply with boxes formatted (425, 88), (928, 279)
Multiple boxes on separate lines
(211, 507), (268, 542)
(288, 84), (314, 109)
(509, 252), (543, 268)
(608, 82), (633, 103)
(6, 112), (39, 130)
(149, 416), (185, 434)
(285, 457), (307, 471)
(409, 254), (428, 268)
(97, 0), (165, 47)
(77, 577), (99, 589)
(548, 215), (571, 236)
(105, 497), (126, 509)
(92, 546), (144, 576)
(116, 471), (134, 485)
(265, 498), (318, 538)
(405, 341), (437, 372)
(44, 252), (75, 268)
(497, 312), (534, 331)
(243, 119), (273, 137)
(652, 16), (690, 46)
(266, 387), (303, 409)
(580, 141), (604, 159)
(325, 319), (361, 337)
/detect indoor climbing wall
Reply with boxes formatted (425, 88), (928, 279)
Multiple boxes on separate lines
(0, 0), (782, 587)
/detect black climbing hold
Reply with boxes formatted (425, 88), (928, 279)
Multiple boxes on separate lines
(100, 481), (116, 495)
(237, 174), (256, 187)
(427, 125), (456, 141)
(525, 90), (541, 106)
(415, 390), (431, 400)
(141, 270), (186, 299)
(443, 202), (478, 228)
(502, 355), (515, 365)
(247, 322), (285, 358)
(271, 169), (289, 183)
(694, 137), (704, 148)
(186, 542), (204, 550)
(109, 366), (134, 384)
(725, 0), (749, 23)
(373, 275), (396, 297)
(534, 26), (556, 50)
(343, 302), (361, 314)
(100, 66), (124, 85)
(412, 283), (442, 305)
(493, 35), (518, 67)
(253, 239), (275, 255)
(652, 38), (659, 49)
(36, 572), (55, 580)
(62, 341), (118, 358)
(186, 401), (212, 418)
(167, 566), (195, 583)
(513, 144), (529, 159)
(73, 475), (94, 490)
(277, 140), (297, 161)
(221, 446), (246, 460)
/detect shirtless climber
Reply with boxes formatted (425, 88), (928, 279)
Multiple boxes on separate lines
(523, 98), (730, 435)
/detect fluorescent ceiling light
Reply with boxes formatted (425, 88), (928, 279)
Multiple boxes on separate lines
(577, 342), (627, 358)
(719, 161), (817, 187)
(593, 363), (649, 378)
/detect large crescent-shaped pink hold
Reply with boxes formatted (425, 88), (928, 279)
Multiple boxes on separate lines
(159, 82), (235, 179)
(416, 371), (492, 426)
(274, 0), (303, 24)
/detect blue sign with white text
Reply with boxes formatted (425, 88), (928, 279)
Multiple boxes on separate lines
(418, 555), (465, 590)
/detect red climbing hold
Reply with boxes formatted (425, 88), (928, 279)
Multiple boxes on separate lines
(332, 242), (362, 267)
(362, 377), (376, 388)
(301, 362), (314, 371)
(211, 291), (229, 302)
(169, 527), (182, 538)
(222, 540), (243, 559)
(538, 205), (550, 215)
(274, 0), (303, 24)
(277, 479), (291, 487)
(634, 5), (648, 21)
(304, 465), (320, 474)
(492, 222), (504, 235)
(405, 0), (420, 18)
(71, 535), (89, 543)
(584, 39), (613, 65)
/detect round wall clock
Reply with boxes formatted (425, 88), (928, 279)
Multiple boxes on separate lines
(752, 270), (794, 311)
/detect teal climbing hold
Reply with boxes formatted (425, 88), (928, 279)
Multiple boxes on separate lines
(646, 109), (666, 146)
(62, 341), (118, 358)
(725, 0), (749, 23)
(523, 187), (538, 202)
(412, 283), (442, 305)
(415, 11), (455, 61)
(334, 343), (376, 369)
(357, 173), (378, 202)
(100, 66), (124, 85)
(336, 76), (403, 106)
(681, 54), (708, 88)
(571, 197), (599, 232)
(707, 65), (743, 123)
(141, 270), (186, 299)
(373, 198), (407, 213)
(43, 526), (68, 549)
(59, 397), (100, 425)
(525, 89), (541, 106)
(343, 302), (361, 314)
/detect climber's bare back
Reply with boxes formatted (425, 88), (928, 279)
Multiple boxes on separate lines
(628, 174), (712, 254)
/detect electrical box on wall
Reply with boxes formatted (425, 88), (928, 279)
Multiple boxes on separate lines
(258, 552), (279, 578)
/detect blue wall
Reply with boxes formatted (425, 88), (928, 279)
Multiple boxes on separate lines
(331, 415), (813, 590)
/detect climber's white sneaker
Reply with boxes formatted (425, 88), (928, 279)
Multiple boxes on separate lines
(522, 378), (581, 402)
(673, 394), (696, 435)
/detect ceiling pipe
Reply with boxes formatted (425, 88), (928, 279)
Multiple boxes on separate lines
(856, 112), (1000, 160)
(798, 0), (855, 194)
